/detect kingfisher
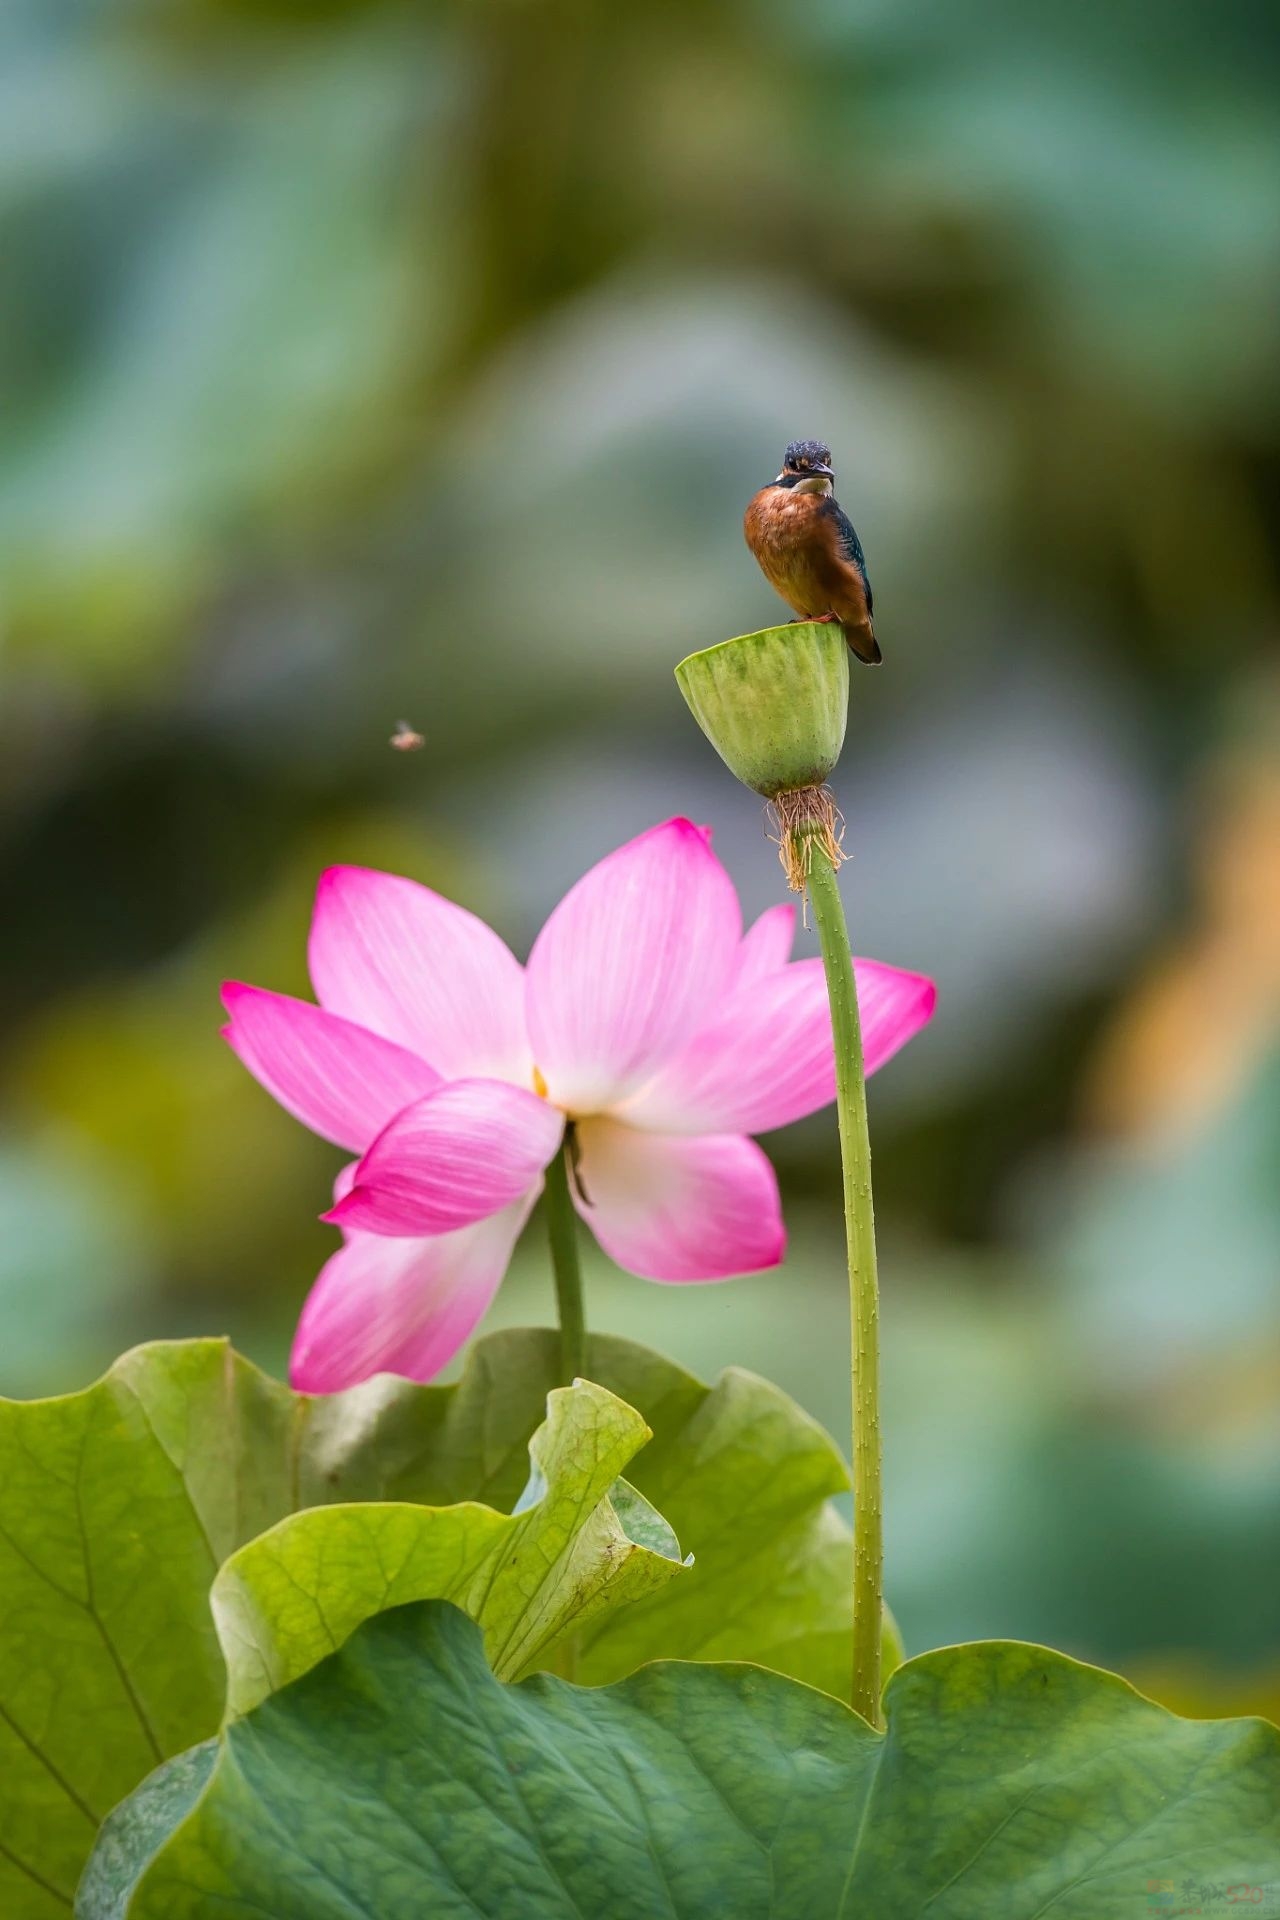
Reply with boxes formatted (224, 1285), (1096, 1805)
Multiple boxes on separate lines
(743, 439), (881, 664)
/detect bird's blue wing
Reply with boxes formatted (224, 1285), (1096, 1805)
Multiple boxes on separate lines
(829, 502), (873, 614)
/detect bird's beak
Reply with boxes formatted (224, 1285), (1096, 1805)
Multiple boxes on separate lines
(812, 462), (834, 479)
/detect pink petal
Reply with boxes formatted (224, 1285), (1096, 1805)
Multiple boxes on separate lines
(856, 958), (938, 1076)
(573, 1118), (785, 1281)
(525, 819), (741, 1114)
(290, 1195), (534, 1391)
(732, 904), (795, 984)
(327, 1078), (562, 1236)
(221, 983), (440, 1153)
(618, 956), (936, 1136)
(308, 866), (531, 1083)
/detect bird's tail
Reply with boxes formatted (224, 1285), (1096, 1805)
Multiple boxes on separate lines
(844, 620), (882, 666)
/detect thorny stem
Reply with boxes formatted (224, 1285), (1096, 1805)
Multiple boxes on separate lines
(544, 1135), (587, 1385)
(804, 838), (884, 1729)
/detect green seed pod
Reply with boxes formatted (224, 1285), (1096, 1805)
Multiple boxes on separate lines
(675, 622), (848, 799)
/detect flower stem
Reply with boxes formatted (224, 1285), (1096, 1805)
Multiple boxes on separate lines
(544, 1137), (586, 1384)
(805, 840), (884, 1729)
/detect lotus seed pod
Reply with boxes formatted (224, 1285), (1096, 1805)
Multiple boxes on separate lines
(675, 622), (848, 798)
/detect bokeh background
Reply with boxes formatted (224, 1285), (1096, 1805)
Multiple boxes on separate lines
(3, 0), (1278, 1716)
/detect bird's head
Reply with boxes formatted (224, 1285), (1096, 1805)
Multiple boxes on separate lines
(776, 439), (835, 495)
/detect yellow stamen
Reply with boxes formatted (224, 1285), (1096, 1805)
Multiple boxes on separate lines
(532, 1065), (549, 1099)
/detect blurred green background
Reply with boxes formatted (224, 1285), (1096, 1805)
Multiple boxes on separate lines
(2, 0), (1278, 1717)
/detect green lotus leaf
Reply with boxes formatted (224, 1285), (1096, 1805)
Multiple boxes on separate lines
(83, 1599), (1280, 1919)
(0, 1336), (679, 1916)
(212, 1379), (683, 1716)
(73, 1743), (217, 1920)
(494, 1331), (900, 1696)
(0, 1328), (889, 1914)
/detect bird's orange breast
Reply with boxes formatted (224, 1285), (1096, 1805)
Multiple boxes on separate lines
(744, 486), (826, 545)
(744, 488), (837, 616)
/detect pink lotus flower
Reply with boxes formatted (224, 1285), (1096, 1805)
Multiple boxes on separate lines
(222, 818), (935, 1391)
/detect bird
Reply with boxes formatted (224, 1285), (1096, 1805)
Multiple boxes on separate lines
(743, 439), (881, 664)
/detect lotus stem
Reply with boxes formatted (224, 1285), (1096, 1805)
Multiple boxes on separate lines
(803, 835), (884, 1729)
(544, 1138), (587, 1384)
